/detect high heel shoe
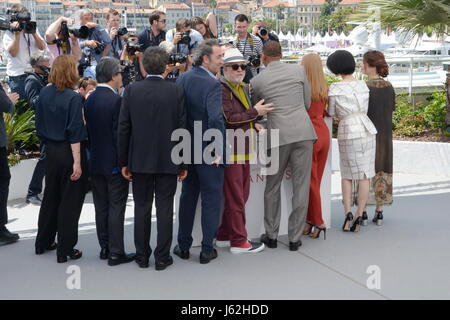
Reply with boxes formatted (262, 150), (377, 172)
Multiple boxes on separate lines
(350, 216), (362, 233)
(309, 226), (327, 240)
(303, 222), (314, 235)
(342, 212), (353, 232)
(57, 249), (82, 263)
(361, 211), (368, 226)
(372, 211), (384, 226)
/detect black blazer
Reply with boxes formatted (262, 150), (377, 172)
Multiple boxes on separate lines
(118, 77), (186, 174)
(84, 86), (121, 175)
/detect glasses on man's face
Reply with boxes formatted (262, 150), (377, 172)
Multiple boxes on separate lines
(159, 19), (167, 23)
(230, 64), (247, 71)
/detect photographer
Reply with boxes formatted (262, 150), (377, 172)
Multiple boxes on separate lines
(45, 16), (82, 61)
(24, 52), (50, 206)
(138, 10), (166, 50)
(165, 18), (203, 57)
(252, 20), (279, 44)
(78, 9), (111, 64)
(2, 4), (46, 100)
(25, 52), (50, 109)
(119, 33), (146, 87)
(159, 41), (189, 83)
(106, 9), (127, 60)
(232, 14), (262, 83)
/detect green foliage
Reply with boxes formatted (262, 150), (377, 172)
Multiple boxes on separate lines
(325, 73), (340, 86)
(423, 91), (447, 131)
(315, 7), (356, 34)
(392, 95), (427, 136)
(392, 92), (447, 136)
(353, 0), (450, 38)
(4, 108), (38, 166)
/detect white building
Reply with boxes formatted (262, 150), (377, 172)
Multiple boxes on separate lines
(157, 3), (192, 30)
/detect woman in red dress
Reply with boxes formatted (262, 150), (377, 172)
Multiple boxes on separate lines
(301, 53), (330, 239)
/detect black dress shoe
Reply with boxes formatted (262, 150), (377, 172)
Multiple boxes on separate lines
(289, 241), (302, 251)
(155, 256), (173, 271)
(260, 234), (277, 248)
(0, 227), (19, 246)
(173, 245), (190, 260)
(108, 253), (136, 266)
(57, 249), (82, 263)
(99, 248), (109, 260)
(135, 259), (149, 268)
(35, 242), (58, 255)
(199, 249), (218, 264)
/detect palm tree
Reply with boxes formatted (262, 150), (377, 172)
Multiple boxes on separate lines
(353, 0), (450, 37)
(208, 0), (217, 13)
(354, 0), (450, 122)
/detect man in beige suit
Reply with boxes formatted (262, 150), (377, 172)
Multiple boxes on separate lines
(250, 41), (317, 251)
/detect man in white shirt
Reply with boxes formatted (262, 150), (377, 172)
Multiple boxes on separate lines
(2, 4), (46, 100)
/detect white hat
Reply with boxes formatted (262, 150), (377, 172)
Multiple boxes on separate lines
(223, 48), (247, 64)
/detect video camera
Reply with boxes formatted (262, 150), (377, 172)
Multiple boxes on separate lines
(126, 39), (144, 56)
(60, 21), (89, 40)
(0, 11), (36, 34)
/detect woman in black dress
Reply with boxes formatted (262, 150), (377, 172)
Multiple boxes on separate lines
(34, 54), (88, 263)
(362, 50), (396, 226)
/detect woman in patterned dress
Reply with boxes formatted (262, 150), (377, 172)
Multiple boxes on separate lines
(361, 50), (395, 226)
(326, 50), (378, 233)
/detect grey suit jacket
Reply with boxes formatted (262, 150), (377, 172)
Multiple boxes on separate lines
(250, 61), (317, 148)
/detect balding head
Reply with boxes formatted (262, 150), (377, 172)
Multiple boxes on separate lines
(261, 40), (282, 66)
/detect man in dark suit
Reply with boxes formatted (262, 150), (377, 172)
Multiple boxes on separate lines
(118, 46), (187, 270)
(84, 57), (135, 266)
(174, 39), (225, 264)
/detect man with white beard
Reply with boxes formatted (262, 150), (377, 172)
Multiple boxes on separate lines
(215, 48), (273, 254)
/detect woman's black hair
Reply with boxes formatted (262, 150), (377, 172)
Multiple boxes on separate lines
(326, 50), (356, 75)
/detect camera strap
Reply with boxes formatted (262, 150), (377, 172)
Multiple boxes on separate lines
(236, 33), (254, 56)
(23, 33), (31, 58)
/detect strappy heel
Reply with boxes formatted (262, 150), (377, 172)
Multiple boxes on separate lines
(309, 226), (326, 240)
(350, 216), (362, 233)
(342, 212), (353, 232)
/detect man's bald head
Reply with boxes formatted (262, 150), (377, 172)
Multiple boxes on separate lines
(261, 40), (282, 66)
(263, 41), (282, 58)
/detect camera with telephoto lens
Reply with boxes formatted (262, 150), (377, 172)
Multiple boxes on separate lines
(179, 31), (191, 45)
(126, 39), (144, 56)
(248, 54), (261, 68)
(5, 11), (37, 34)
(117, 27), (128, 37)
(60, 21), (89, 39)
(94, 42), (106, 55)
(258, 26), (268, 37)
(168, 52), (187, 65)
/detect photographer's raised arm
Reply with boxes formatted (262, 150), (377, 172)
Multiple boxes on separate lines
(70, 34), (82, 61)
(6, 23), (21, 57)
(32, 31), (46, 51)
(45, 16), (66, 42)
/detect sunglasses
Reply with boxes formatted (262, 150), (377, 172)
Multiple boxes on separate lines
(159, 19), (167, 23)
(229, 64), (247, 71)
